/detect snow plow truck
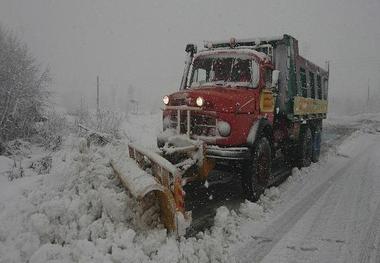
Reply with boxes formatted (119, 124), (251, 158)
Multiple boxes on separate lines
(118, 34), (329, 236)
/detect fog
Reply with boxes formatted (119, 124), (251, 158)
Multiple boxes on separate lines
(1, 0), (379, 115)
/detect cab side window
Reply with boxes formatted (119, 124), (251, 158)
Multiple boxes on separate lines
(309, 71), (315, 98)
(317, 75), (322, 99)
(300, 67), (307, 97)
(323, 78), (328, 100)
(264, 67), (272, 88)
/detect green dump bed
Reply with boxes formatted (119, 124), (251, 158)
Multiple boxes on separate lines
(204, 34), (329, 120)
(266, 34), (329, 120)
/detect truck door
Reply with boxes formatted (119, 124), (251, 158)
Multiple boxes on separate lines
(260, 67), (275, 114)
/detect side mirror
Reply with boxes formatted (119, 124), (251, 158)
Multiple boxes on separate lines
(271, 70), (280, 89)
(185, 43), (197, 54)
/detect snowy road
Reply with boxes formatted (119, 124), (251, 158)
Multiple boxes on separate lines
(236, 124), (380, 262)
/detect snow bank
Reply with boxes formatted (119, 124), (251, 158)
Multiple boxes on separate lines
(0, 134), (242, 262)
(0, 132), (273, 263)
(326, 112), (380, 128)
(122, 113), (162, 149)
(0, 156), (13, 175)
(0, 113), (300, 262)
(0, 136), (148, 262)
(3, 111), (374, 262)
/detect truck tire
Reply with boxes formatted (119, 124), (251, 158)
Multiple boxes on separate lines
(298, 126), (312, 167)
(283, 142), (297, 168)
(242, 137), (272, 201)
(311, 127), (321, 163)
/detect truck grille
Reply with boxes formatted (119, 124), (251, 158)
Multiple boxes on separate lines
(171, 98), (187, 106)
(169, 112), (216, 137)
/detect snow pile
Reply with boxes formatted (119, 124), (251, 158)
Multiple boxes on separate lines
(258, 187), (281, 211)
(0, 133), (261, 263)
(0, 156), (13, 176)
(0, 138), (57, 180)
(335, 123), (377, 158)
(0, 112), (316, 262)
(122, 113), (162, 149)
(0, 136), (146, 262)
(0, 132), (275, 262)
(3, 111), (374, 262)
(239, 200), (264, 221)
(326, 112), (380, 129)
(4, 139), (32, 157)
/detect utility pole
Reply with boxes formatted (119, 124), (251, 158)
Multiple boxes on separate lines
(80, 96), (84, 122)
(367, 78), (370, 113)
(96, 75), (100, 114)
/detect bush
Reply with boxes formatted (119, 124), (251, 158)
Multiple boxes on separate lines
(0, 25), (50, 142)
(74, 107), (123, 139)
(34, 111), (70, 150)
(92, 109), (123, 138)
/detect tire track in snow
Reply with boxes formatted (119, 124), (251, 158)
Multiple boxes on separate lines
(358, 146), (380, 263)
(236, 147), (369, 263)
(359, 201), (380, 263)
(281, 164), (352, 263)
(312, 154), (372, 263)
(357, 136), (380, 263)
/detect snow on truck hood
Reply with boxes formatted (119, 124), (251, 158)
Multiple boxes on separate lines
(169, 86), (258, 113)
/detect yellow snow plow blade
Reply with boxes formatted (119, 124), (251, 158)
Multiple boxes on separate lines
(111, 143), (198, 235)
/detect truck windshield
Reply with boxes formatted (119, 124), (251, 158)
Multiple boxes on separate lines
(189, 54), (259, 88)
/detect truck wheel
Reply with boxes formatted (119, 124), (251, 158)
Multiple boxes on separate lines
(298, 126), (312, 167)
(283, 142), (297, 168)
(311, 128), (321, 163)
(242, 137), (272, 201)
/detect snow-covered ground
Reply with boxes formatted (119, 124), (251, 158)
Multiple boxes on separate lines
(0, 113), (379, 262)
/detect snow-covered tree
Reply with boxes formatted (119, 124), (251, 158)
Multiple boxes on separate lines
(0, 25), (50, 142)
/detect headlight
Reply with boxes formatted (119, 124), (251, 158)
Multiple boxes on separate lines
(217, 121), (231, 137)
(163, 95), (169, 105)
(196, 97), (204, 107)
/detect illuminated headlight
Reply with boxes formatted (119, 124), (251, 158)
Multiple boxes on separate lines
(196, 97), (204, 107)
(163, 95), (169, 105)
(217, 121), (231, 137)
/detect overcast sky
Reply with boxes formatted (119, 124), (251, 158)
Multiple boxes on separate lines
(0, 0), (379, 114)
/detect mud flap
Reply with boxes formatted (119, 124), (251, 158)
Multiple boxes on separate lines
(198, 157), (215, 179)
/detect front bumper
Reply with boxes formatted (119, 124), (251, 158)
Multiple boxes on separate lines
(205, 145), (251, 160)
(157, 133), (251, 160)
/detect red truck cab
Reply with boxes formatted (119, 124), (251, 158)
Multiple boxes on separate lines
(159, 46), (279, 160)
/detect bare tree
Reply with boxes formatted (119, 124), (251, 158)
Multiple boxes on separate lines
(0, 25), (50, 142)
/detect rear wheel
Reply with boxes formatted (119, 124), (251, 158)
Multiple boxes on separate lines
(242, 137), (272, 201)
(297, 126), (312, 168)
(283, 142), (297, 168)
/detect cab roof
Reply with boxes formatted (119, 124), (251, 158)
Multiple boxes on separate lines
(194, 48), (270, 62)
